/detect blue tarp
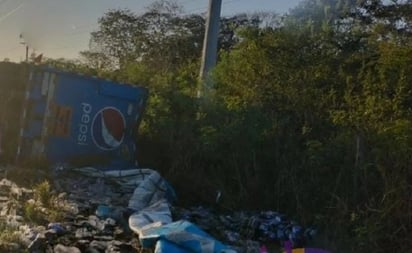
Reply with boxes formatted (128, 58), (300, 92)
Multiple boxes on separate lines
(139, 220), (236, 253)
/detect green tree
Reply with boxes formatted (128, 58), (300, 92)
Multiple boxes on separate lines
(81, 2), (204, 71)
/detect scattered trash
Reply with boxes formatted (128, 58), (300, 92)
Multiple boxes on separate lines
(128, 169), (175, 211)
(140, 220), (236, 252)
(283, 240), (331, 253)
(0, 167), (329, 252)
(47, 223), (66, 235)
(173, 206), (316, 250)
(260, 244), (269, 253)
(129, 199), (173, 236)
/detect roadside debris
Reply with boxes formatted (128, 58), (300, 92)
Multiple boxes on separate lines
(0, 167), (330, 253)
(283, 240), (330, 253)
(139, 220), (235, 253)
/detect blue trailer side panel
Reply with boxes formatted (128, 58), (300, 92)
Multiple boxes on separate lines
(19, 67), (148, 168)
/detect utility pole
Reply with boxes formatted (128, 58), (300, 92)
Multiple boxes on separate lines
(198, 0), (222, 97)
(25, 45), (29, 62)
(19, 33), (29, 62)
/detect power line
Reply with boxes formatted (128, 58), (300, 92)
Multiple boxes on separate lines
(0, 1), (24, 24)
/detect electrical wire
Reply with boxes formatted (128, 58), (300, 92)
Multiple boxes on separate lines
(0, 1), (24, 24)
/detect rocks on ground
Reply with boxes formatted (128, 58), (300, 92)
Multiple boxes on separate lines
(0, 169), (141, 253)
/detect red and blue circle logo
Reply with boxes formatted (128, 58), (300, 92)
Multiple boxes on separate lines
(91, 107), (126, 150)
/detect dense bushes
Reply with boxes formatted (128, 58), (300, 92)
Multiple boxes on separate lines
(124, 3), (411, 251)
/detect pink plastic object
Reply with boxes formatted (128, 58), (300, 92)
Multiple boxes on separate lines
(283, 240), (331, 253)
(260, 245), (269, 253)
(284, 241), (293, 253)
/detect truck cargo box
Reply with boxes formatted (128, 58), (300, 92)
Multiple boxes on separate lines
(0, 62), (27, 162)
(1, 63), (148, 168)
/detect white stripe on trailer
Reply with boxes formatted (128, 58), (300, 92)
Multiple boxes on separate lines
(40, 73), (56, 151)
(41, 72), (50, 96)
(16, 68), (33, 161)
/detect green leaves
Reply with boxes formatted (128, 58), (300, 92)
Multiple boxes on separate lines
(82, 6), (204, 71)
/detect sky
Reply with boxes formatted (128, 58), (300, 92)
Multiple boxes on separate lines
(0, 0), (302, 62)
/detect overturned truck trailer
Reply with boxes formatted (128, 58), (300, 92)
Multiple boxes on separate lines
(0, 63), (27, 162)
(0, 63), (148, 168)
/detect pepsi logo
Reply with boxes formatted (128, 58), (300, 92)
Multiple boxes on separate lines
(91, 107), (126, 150)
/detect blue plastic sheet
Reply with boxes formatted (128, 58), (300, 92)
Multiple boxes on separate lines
(139, 220), (235, 253)
(155, 239), (190, 253)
